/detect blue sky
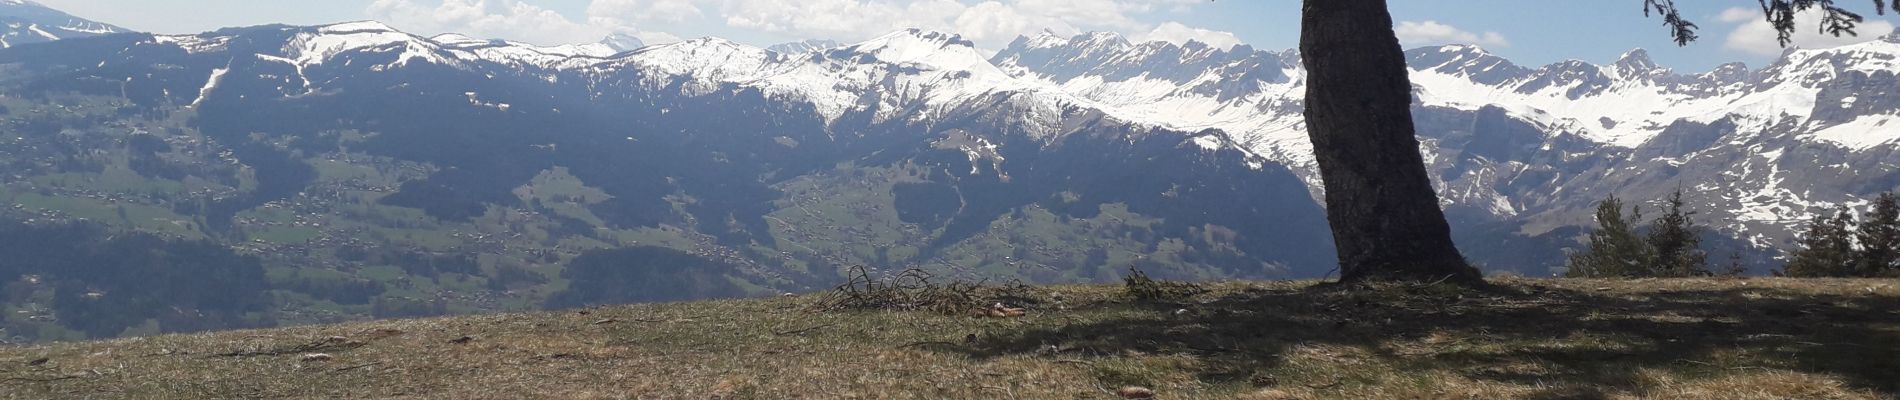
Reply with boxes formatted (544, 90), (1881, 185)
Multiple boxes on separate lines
(34, 0), (1900, 71)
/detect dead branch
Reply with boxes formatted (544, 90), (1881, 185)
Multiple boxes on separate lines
(819, 265), (1041, 314)
(896, 341), (960, 349)
(215, 336), (365, 358)
(773, 323), (839, 336)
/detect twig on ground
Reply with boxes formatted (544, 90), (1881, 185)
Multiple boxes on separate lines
(773, 323), (838, 336)
(632, 314), (705, 323)
(1306, 379), (1343, 390)
(216, 336), (364, 358)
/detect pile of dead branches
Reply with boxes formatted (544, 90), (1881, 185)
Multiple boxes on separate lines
(819, 265), (1038, 315)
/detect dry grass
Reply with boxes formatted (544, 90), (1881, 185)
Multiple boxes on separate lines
(1, 278), (1897, 399)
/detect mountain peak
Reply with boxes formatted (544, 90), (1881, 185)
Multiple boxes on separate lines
(847, 28), (982, 61)
(429, 33), (486, 46)
(883, 28), (976, 48)
(601, 32), (644, 52)
(1078, 31), (1126, 43)
(1436, 44), (1492, 55)
(626, 36), (768, 64)
(1073, 31), (1132, 51)
(1614, 49), (1656, 70)
(676, 36), (744, 48)
(837, 29), (1000, 77)
(1705, 61), (1749, 76)
(1022, 29), (1067, 48)
(767, 39), (839, 54)
(1610, 48), (1663, 79)
(1884, 26), (1900, 43)
(320, 21), (400, 34)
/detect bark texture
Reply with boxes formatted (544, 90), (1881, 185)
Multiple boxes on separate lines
(1299, 0), (1481, 284)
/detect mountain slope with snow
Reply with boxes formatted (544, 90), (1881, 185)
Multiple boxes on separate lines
(992, 29), (1900, 262)
(0, 0), (125, 48)
(0, 18), (1333, 296)
(4, 11), (1895, 275)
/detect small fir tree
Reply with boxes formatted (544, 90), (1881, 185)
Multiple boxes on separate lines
(1567, 194), (1656, 278)
(1854, 192), (1900, 277)
(1722, 253), (1748, 277)
(1647, 188), (1709, 277)
(1784, 206), (1858, 277)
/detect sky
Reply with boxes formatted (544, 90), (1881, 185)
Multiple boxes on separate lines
(31, 0), (1900, 71)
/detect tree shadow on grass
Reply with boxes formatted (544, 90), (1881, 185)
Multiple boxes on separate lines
(945, 281), (1900, 397)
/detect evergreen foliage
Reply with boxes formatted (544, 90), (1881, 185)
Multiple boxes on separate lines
(0, 220), (272, 340)
(1569, 190), (1721, 278)
(1784, 206), (1859, 277)
(545, 247), (748, 309)
(1855, 192), (1900, 277)
(1567, 195), (1657, 278)
(1648, 188), (1710, 277)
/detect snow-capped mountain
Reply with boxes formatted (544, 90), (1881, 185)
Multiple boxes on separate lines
(992, 29), (1900, 259)
(430, 32), (632, 65)
(600, 32), (645, 52)
(0, 0), (124, 48)
(5, 12), (1896, 274)
(766, 39), (839, 55)
(9, 3), (1895, 342)
(0, 20), (1332, 284)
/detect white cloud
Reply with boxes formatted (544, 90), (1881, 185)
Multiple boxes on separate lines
(953, 2), (1043, 44)
(1716, 7), (1757, 24)
(720, 0), (968, 39)
(716, 0), (1210, 48)
(366, 0), (592, 44)
(366, 0), (681, 46)
(1393, 20), (1510, 48)
(588, 0), (702, 25)
(361, 0), (1219, 49)
(1140, 21), (1242, 50)
(1720, 7), (1896, 56)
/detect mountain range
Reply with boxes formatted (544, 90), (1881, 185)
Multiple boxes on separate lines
(0, 0), (122, 48)
(0, 1), (1895, 341)
(992, 28), (1900, 256)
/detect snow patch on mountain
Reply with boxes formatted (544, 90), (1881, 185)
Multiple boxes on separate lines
(286, 21), (458, 69)
(585, 29), (1117, 142)
(606, 37), (778, 95)
(1807, 114), (1900, 149)
(766, 39), (838, 55)
(190, 66), (229, 108)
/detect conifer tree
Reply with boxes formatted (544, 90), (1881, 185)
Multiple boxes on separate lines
(1784, 206), (1858, 277)
(1722, 253), (1748, 277)
(1855, 192), (1900, 277)
(1647, 188), (1709, 277)
(1567, 195), (1656, 278)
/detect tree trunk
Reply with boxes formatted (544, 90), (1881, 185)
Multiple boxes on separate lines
(1299, 0), (1480, 284)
